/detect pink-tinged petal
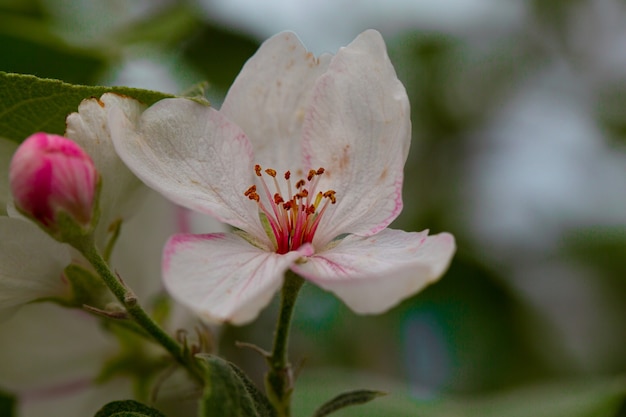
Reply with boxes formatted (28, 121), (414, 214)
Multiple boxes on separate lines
(292, 229), (455, 314)
(163, 232), (312, 324)
(301, 30), (411, 246)
(0, 218), (70, 319)
(65, 94), (148, 241)
(221, 31), (331, 175)
(110, 98), (267, 241)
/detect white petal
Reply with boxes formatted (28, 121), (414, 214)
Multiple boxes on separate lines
(65, 94), (148, 244)
(0, 137), (18, 215)
(292, 229), (455, 314)
(0, 303), (116, 393)
(301, 30), (411, 245)
(163, 232), (311, 324)
(110, 98), (267, 240)
(221, 31), (331, 174)
(0, 218), (70, 318)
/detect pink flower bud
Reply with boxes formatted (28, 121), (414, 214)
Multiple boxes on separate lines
(9, 133), (98, 229)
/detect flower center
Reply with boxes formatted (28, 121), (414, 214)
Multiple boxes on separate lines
(244, 164), (336, 254)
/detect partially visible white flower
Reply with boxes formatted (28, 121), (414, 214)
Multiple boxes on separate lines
(111, 29), (456, 325)
(0, 192), (208, 417)
(0, 95), (207, 416)
(0, 94), (148, 319)
(0, 303), (125, 417)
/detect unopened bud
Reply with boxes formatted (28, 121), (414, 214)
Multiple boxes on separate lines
(9, 133), (99, 235)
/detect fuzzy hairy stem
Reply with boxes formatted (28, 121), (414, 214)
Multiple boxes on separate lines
(265, 271), (304, 417)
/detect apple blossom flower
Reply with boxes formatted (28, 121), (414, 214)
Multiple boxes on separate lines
(9, 132), (99, 232)
(110, 29), (456, 324)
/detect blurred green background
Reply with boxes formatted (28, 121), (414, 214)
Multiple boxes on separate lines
(1, 0), (625, 415)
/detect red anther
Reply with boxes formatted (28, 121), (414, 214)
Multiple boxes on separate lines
(244, 185), (257, 196)
(323, 190), (337, 204)
(245, 164), (335, 253)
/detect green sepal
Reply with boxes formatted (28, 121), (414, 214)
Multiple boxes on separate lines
(94, 399), (166, 417)
(179, 81), (211, 106)
(0, 388), (16, 417)
(233, 227), (270, 251)
(312, 389), (386, 417)
(227, 360), (278, 417)
(196, 354), (263, 417)
(258, 212), (277, 248)
(64, 263), (112, 308)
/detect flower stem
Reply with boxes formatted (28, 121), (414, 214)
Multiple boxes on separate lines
(75, 236), (202, 383)
(266, 270), (304, 417)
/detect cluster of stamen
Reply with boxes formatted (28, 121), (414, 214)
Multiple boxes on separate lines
(244, 164), (336, 254)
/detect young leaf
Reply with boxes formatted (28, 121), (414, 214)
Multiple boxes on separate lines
(94, 399), (166, 417)
(227, 361), (278, 417)
(0, 72), (173, 144)
(312, 390), (386, 417)
(196, 354), (261, 417)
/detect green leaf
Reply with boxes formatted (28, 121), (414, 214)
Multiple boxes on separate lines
(227, 361), (278, 417)
(196, 354), (261, 417)
(0, 388), (16, 417)
(312, 390), (386, 417)
(94, 399), (166, 417)
(0, 72), (174, 143)
(293, 370), (626, 417)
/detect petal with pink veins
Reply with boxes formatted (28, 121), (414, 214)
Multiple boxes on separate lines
(302, 29), (411, 246)
(292, 229), (455, 314)
(163, 232), (312, 325)
(110, 98), (267, 242)
(222, 31), (332, 175)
